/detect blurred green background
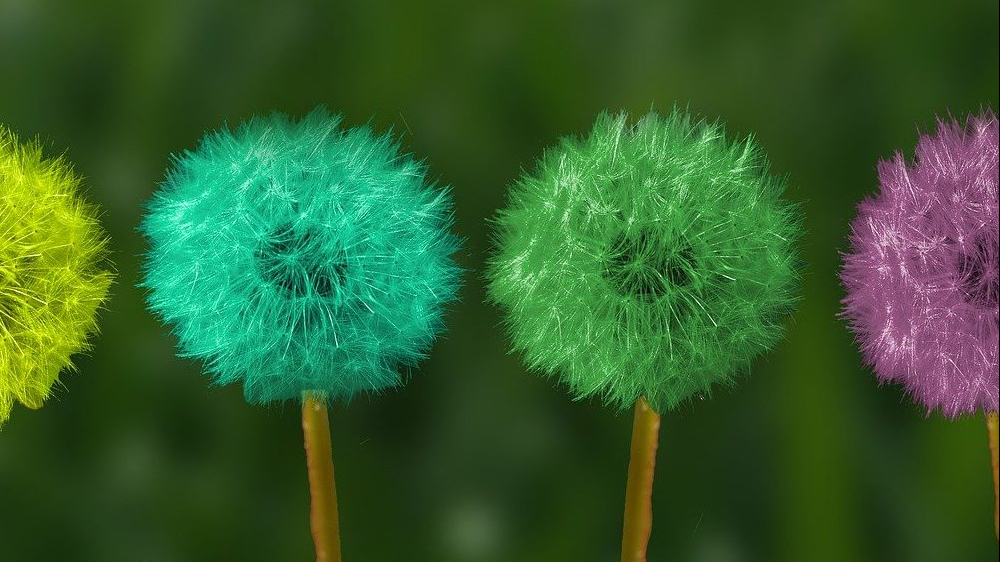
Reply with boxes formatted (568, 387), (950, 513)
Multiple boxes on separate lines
(1, 1), (998, 560)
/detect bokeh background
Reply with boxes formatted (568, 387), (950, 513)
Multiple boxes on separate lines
(1, 1), (998, 561)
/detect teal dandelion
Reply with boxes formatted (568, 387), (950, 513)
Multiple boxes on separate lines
(141, 108), (461, 561)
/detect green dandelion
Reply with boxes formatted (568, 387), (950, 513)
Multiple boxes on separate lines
(0, 126), (113, 426)
(487, 109), (801, 561)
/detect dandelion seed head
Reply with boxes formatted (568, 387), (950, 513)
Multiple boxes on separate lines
(487, 110), (801, 412)
(141, 108), (461, 405)
(0, 126), (113, 425)
(841, 111), (999, 417)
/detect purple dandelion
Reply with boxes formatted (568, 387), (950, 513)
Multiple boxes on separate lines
(841, 111), (998, 418)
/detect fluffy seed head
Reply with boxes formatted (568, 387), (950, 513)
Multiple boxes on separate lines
(141, 108), (461, 405)
(0, 126), (113, 425)
(487, 110), (801, 413)
(841, 111), (999, 417)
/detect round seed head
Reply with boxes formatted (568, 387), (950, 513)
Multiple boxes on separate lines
(487, 110), (801, 413)
(141, 108), (462, 404)
(0, 126), (113, 425)
(841, 111), (998, 417)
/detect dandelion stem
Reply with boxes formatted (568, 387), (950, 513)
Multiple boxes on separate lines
(621, 396), (660, 562)
(302, 392), (342, 562)
(988, 411), (998, 540)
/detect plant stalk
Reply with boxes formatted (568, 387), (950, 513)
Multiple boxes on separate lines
(303, 392), (342, 562)
(621, 396), (661, 562)
(988, 411), (998, 540)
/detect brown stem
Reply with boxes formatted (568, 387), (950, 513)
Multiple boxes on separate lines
(988, 411), (998, 541)
(302, 393), (342, 562)
(621, 396), (661, 562)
